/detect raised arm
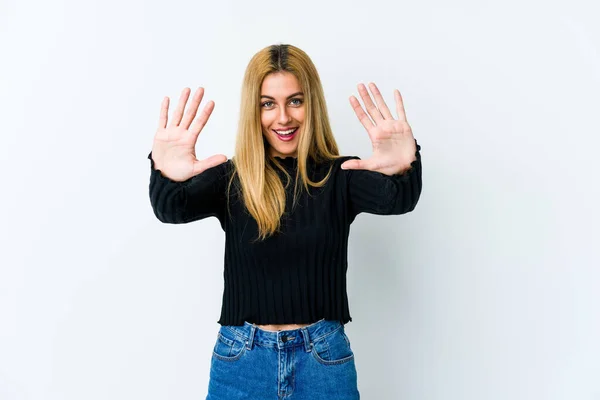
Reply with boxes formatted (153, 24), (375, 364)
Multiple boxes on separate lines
(148, 86), (229, 224)
(340, 83), (423, 219)
(345, 140), (422, 219)
(148, 151), (230, 224)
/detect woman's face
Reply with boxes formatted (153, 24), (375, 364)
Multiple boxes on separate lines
(260, 71), (305, 158)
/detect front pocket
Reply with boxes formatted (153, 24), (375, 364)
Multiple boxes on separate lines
(311, 327), (355, 366)
(212, 329), (247, 362)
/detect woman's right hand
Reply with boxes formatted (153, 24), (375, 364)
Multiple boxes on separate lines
(151, 87), (228, 182)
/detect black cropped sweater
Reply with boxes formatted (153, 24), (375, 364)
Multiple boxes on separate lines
(148, 139), (422, 326)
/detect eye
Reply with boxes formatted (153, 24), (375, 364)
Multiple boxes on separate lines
(261, 101), (274, 108)
(290, 98), (303, 106)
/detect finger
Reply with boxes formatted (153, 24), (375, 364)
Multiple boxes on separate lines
(394, 89), (407, 121)
(167, 87), (191, 128)
(188, 100), (215, 142)
(368, 82), (394, 120)
(349, 96), (374, 131)
(340, 158), (373, 170)
(357, 83), (384, 123)
(180, 87), (204, 129)
(192, 154), (228, 176)
(158, 96), (169, 130)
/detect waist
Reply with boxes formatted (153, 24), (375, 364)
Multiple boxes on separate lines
(220, 318), (343, 348)
(254, 322), (312, 331)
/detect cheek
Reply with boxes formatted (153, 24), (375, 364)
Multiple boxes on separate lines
(296, 108), (305, 123)
(261, 113), (271, 131)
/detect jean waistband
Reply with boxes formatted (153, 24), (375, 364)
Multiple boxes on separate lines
(220, 318), (344, 352)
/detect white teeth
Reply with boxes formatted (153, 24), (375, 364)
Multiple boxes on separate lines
(275, 128), (296, 135)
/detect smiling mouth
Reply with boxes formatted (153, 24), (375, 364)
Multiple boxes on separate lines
(273, 128), (298, 136)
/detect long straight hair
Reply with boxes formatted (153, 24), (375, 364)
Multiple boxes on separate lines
(228, 44), (342, 242)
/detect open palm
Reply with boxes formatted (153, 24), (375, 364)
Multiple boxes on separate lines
(341, 82), (417, 176)
(151, 87), (227, 182)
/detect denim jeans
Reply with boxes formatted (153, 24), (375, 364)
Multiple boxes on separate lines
(206, 318), (360, 399)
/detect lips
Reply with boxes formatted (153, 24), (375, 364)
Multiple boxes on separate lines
(273, 127), (298, 141)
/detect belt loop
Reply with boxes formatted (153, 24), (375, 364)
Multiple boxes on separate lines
(246, 324), (256, 350)
(300, 326), (312, 353)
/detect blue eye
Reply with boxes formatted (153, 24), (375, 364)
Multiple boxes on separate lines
(261, 98), (303, 108)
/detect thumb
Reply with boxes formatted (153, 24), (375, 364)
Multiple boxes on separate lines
(341, 158), (366, 170)
(192, 154), (228, 175)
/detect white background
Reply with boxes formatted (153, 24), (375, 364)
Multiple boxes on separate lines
(1, 0), (599, 399)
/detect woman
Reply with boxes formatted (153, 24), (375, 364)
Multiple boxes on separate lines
(148, 44), (422, 399)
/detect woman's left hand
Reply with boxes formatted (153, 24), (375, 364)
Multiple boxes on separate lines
(341, 82), (417, 176)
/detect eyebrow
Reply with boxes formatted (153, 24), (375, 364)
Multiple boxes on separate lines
(260, 92), (304, 100)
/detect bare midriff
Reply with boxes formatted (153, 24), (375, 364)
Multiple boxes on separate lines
(255, 323), (312, 332)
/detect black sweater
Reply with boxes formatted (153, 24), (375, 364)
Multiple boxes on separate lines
(148, 139), (422, 326)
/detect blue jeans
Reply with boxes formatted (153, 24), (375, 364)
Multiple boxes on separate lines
(206, 318), (360, 399)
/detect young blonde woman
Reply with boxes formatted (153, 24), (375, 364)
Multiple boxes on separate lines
(148, 44), (422, 399)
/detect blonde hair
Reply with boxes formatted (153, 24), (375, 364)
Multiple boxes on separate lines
(227, 44), (342, 242)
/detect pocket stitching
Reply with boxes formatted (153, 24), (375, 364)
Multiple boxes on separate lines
(212, 332), (247, 362)
(310, 329), (355, 366)
(311, 345), (354, 365)
(312, 324), (344, 342)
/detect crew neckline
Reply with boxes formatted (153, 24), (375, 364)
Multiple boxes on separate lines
(271, 155), (298, 169)
(273, 155), (298, 160)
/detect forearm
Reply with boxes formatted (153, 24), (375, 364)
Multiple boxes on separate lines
(148, 151), (226, 224)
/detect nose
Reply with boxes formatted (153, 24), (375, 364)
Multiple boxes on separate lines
(278, 107), (292, 124)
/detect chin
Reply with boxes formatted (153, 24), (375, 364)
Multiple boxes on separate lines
(265, 137), (300, 158)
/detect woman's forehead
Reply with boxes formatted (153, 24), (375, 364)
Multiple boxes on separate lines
(261, 72), (302, 95)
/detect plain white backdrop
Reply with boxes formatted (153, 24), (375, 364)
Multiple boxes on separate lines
(1, 0), (599, 398)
